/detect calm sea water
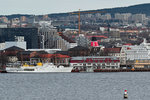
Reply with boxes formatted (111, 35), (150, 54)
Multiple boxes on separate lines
(0, 72), (150, 100)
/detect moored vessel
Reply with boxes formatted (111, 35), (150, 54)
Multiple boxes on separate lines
(6, 63), (73, 73)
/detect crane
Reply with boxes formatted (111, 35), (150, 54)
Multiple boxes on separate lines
(70, 9), (105, 34)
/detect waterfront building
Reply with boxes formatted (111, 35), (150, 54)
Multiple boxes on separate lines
(18, 51), (70, 66)
(133, 59), (150, 69)
(39, 54), (70, 66)
(3, 46), (25, 63)
(70, 56), (120, 69)
(120, 38), (150, 65)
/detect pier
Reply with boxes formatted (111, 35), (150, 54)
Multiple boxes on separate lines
(94, 69), (150, 72)
(71, 67), (150, 72)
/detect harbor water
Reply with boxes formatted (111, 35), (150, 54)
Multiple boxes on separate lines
(0, 72), (150, 100)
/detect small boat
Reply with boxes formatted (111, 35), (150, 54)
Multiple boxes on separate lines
(6, 63), (73, 73)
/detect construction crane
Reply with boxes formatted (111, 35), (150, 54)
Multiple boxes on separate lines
(70, 9), (105, 34)
(71, 9), (106, 57)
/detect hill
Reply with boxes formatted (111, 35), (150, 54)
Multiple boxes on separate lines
(1, 3), (150, 19)
(47, 3), (150, 18)
(98, 3), (150, 16)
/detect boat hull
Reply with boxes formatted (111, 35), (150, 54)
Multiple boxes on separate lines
(6, 67), (73, 73)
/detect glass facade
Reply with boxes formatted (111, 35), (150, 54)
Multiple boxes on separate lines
(0, 28), (39, 49)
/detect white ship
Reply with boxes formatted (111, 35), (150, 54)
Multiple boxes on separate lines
(6, 63), (73, 73)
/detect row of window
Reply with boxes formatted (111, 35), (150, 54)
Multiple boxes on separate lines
(72, 63), (119, 66)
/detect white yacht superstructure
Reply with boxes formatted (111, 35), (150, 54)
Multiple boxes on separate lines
(6, 63), (73, 73)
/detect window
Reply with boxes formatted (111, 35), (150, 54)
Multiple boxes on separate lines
(102, 64), (105, 66)
(112, 66), (115, 69)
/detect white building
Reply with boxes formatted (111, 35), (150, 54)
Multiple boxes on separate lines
(100, 13), (111, 20)
(0, 36), (26, 50)
(115, 13), (131, 21)
(85, 14), (93, 18)
(28, 49), (61, 54)
(11, 18), (20, 27)
(131, 14), (146, 22)
(0, 24), (7, 28)
(70, 56), (120, 69)
(120, 38), (150, 65)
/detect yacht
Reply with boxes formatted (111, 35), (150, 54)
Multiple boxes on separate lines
(6, 63), (73, 73)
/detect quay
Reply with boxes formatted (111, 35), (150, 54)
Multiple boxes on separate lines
(71, 68), (150, 72)
(3, 67), (150, 73)
(94, 69), (150, 72)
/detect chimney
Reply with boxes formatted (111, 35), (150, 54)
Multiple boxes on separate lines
(91, 37), (99, 47)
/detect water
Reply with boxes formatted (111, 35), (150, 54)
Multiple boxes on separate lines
(0, 72), (150, 100)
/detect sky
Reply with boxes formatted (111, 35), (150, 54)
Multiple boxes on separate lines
(0, 0), (150, 15)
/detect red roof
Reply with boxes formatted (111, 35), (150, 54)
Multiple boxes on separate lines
(39, 54), (70, 58)
(52, 54), (70, 58)
(124, 43), (132, 46)
(59, 33), (75, 43)
(87, 35), (108, 39)
(39, 54), (53, 58)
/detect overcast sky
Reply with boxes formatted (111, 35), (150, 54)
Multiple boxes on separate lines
(0, 0), (150, 15)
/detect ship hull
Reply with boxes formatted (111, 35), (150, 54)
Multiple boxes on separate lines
(6, 67), (73, 73)
(6, 63), (73, 73)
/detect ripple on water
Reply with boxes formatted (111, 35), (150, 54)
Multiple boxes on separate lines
(0, 72), (149, 100)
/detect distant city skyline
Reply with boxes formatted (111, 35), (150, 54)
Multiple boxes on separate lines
(0, 0), (150, 15)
